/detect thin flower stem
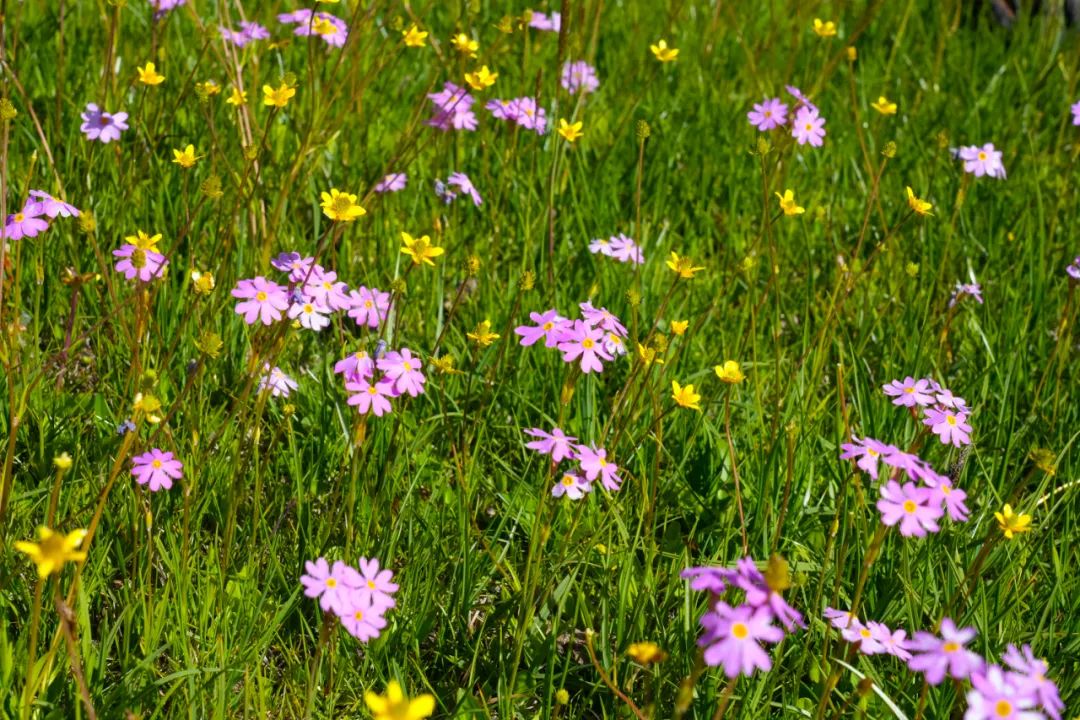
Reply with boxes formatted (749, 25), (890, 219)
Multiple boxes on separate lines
(20, 579), (44, 720)
(710, 676), (739, 720)
(584, 630), (649, 720)
(723, 391), (749, 555)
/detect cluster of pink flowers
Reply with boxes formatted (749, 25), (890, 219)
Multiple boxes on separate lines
(434, 172), (482, 206)
(374, 173), (407, 194)
(524, 427), (623, 496)
(882, 375), (973, 447)
(515, 302), (628, 373)
(2, 190), (79, 241)
(682, 558), (804, 678)
(300, 557), (398, 642)
(749, 86), (826, 147)
(953, 143), (1007, 179)
(80, 103), (129, 143)
(825, 607), (913, 660)
(561, 61), (599, 94)
(336, 347), (426, 418)
(427, 82), (477, 131)
(588, 233), (644, 264)
(485, 96), (548, 134)
(130, 448), (183, 492)
(278, 10), (348, 47)
(220, 21), (269, 47)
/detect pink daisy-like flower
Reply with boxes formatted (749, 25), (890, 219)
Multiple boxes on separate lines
(1003, 643), (1064, 720)
(345, 377), (394, 416)
(882, 376), (936, 407)
(288, 301), (330, 331)
(957, 143), (1006, 179)
(270, 252), (315, 283)
(529, 11), (561, 31)
(824, 607), (860, 630)
(486, 98), (520, 122)
(524, 427), (578, 462)
(131, 448), (183, 492)
(560, 61), (599, 94)
(588, 237), (614, 256)
(377, 349), (426, 397)
(557, 319), (613, 374)
(300, 558), (354, 616)
(515, 309), (570, 348)
(80, 103), (129, 143)
(748, 97), (788, 131)
(427, 82), (477, 131)
(965, 665), (1044, 720)
(3, 201), (50, 240)
(791, 106), (825, 146)
(220, 21), (269, 47)
(841, 622), (885, 655)
(869, 622), (913, 661)
(698, 602), (785, 678)
(278, 10), (348, 47)
(876, 480), (943, 537)
(840, 436), (899, 480)
(374, 173), (407, 193)
(907, 618), (985, 685)
(512, 96), (547, 134)
(113, 244), (169, 283)
(232, 277), (290, 325)
(259, 365), (298, 397)
(304, 268), (351, 311)
(785, 85), (818, 112)
(346, 286), (390, 329)
(552, 472), (591, 499)
(28, 190), (80, 219)
(579, 302), (628, 337)
(926, 477), (970, 522)
(334, 349), (375, 380)
(575, 444), (622, 491)
(351, 556), (399, 610)
(923, 408), (972, 447)
(339, 595), (388, 641)
(608, 234), (645, 264)
(447, 172), (482, 206)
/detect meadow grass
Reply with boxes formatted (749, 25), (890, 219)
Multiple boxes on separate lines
(0, 0), (1078, 718)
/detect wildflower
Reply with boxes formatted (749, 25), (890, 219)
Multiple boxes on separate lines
(304, 269), (351, 310)
(375, 173), (407, 193)
(872, 96), (898, 115)
(715, 361), (745, 384)
(400, 232), (444, 266)
(28, 190), (80, 218)
(580, 303), (628, 336)
(906, 187), (933, 215)
(666, 251), (705, 279)
(792, 106), (826, 147)
(525, 427), (578, 463)
(300, 558), (354, 616)
(698, 602), (784, 678)
(839, 436), (898, 480)
(575, 446), (621, 491)
(907, 618), (984, 685)
(259, 365), (298, 397)
(346, 286), (390, 329)
(131, 449), (183, 491)
(226, 87), (247, 106)
(557, 320), (612, 374)
(221, 21), (270, 46)
(877, 481), (943, 537)
(841, 622), (885, 655)
(263, 83), (296, 108)
(627, 642), (668, 665)
(320, 188), (366, 222)
(510, 96), (547, 133)
(137, 62), (165, 85)
(561, 61), (599, 94)
(956, 143), (1006, 179)
(950, 281), (985, 307)
(288, 301), (330, 331)
(1072, 100), (1080, 126)
(467, 320), (500, 347)
(882, 376), (935, 407)
(671, 320), (689, 336)
(278, 10), (348, 47)
(197, 80), (222, 96)
(451, 33), (479, 57)
(113, 244), (168, 283)
(464, 65), (498, 91)
(2, 201), (49, 240)
(79, 103), (128, 143)
(427, 82), (477, 131)
(133, 393), (163, 424)
(447, 172), (483, 206)
(995, 504), (1032, 539)
(364, 681), (435, 720)
(552, 472), (591, 500)
(747, 98), (788, 131)
(923, 408), (972, 447)
(672, 381), (702, 411)
(232, 277), (289, 325)
(529, 11), (561, 31)
(1003, 643), (1064, 720)
(14, 527), (87, 578)
(515, 309), (569, 348)
(608, 234), (644, 264)
(965, 666), (1044, 720)
(869, 622), (913, 661)
(54, 453), (73, 470)
(785, 85), (818, 113)
(775, 189), (805, 216)
(335, 350), (375, 380)
(1066, 256), (1080, 281)
(353, 557), (399, 610)
(377, 349), (427, 397)
(172, 144), (198, 168)
(402, 25), (428, 47)
(340, 596), (388, 642)
(650, 39), (679, 62)
(813, 18), (838, 37)
(486, 98), (520, 122)
(926, 477), (970, 522)
(557, 118), (584, 142)
(555, 689), (570, 705)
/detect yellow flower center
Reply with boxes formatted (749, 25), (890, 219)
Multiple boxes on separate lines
(354, 610), (364, 621)
(946, 415), (957, 426)
(561, 475), (575, 487)
(904, 387), (915, 393)
(978, 152), (987, 161)
(364, 300), (373, 309)
(732, 622), (749, 640)
(994, 700), (1012, 717)
(326, 578), (337, 588)
(152, 459), (162, 469)
(256, 291), (268, 301)
(367, 386), (378, 395)
(543, 322), (554, 331)
(943, 642), (959, 653)
(598, 458), (607, 468)
(902, 500), (917, 513)
(860, 628), (872, 638)
(804, 122), (813, 131)
(582, 338), (594, 349)
(367, 580), (377, 589)
(330, 196), (353, 215)
(13, 213), (25, 222)
(402, 362), (412, 371)
(304, 304), (314, 314)
(764, 110), (772, 118)
(868, 448), (878, 457)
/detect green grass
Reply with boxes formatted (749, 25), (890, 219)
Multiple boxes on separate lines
(0, 0), (1078, 717)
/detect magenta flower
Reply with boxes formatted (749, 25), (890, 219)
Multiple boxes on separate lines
(869, 622), (913, 661)
(957, 143), (1006, 179)
(512, 96), (547, 134)
(824, 606), (860, 630)
(374, 173), (407, 193)
(300, 558), (354, 616)
(232, 276), (290, 325)
(376, 349), (426, 397)
(524, 427), (577, 462)
(288, 301), (330, 331)
(748, 98), (788, 131)
(150, 0), (185, 11)
(935, 387), (970, 411)
(882, 376), (936, 407)
(698, 602), (784, 678)
(608, 234), (644, 264)
(727, 559), (804, 630)
(259, 365), (298, 397)
(80, 103), (128, 143)
(1003, 644), (1063, 720)
(923, 407), (972, 447)
(560, 61), (599, 94)
(877, 480), (943, 537)
(131, 448), (183, 492)
(334, 349), (375, 380)
(575, 444), (621, 491)
(682, 566), (731, 595)
(792, 106), (825, 146)
(950, 281), (985, 308)
(28, 190), (80, 218)
(353, 557), (399, 610)
(515, 309), (569, 348)
(1072, 100), (1080, 126)
(841, 621), (885, 655)
(278, 10), (348, 47)
(965, 665), (1044, 720)
(1065, 256), (1080, 281)
(220, 21), (269, 47)
(304, 268), (351, 311)
(427, 82), (477, 131)
(345, 377), (394, 416)
(346, 286), (390, 328)
(927, 477), (970, 522)
(785, 85), (818, 112)
(529, 11), (561, 31)
(552, 472), (591, 499)
(840, 436), (898, 479)
(448, 172), (482, 206)
(907, 618), (985, 685)
(270, 252), (315, 282)
(557, 320), (613, 373)
(485, 98), (519, 122)
(113, 244), (168, 282)
(579, 302), (627, 336)
(339, 595), (388, 641)
(3, 202), (49, 240)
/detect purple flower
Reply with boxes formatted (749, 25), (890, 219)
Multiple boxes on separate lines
(352, 557), (399, 610)
(377, 348), (426, 397)
(259, 365), (298, 397)
(528, 11), (561, 31)
(278, 10), (348, 47)
(791, 106), (826, 146)
(785, 85), (818, 113)
(552, 472), (591, 499)
(486, 98), (520, 121)
(346, 286), (390, 329)
(840, 436), (898, 479)
(270, 252), (315, 282)
(907, 618), (985, 685)
(557, 319), (613, 373)
(698, 602), (784, 678)
(869, 622), (913, 661)
(113, 244), (168, 283)
(876, 480), (943, 537)
(221, 21), (269, 47)
(515, 309), (570, 348)
(131, 448), (183, 492)
(575, 444), (621, 490)
(923, 407), (972, 447)
(965, 665), (1045, 720)
(1072, 100), (1080, 126)
(748, 97), (788, 131)
(512, 96), (547, 134)
(1003, 644), (1063, 720)
(345, 377), (394, 416)
(339, 595), (388, 641)
(957, 143), (1006, 179)
(28, 190), (80, 218)
(2, 201), (49, 240)
(824, 606), (860, 630)
(80, 103), (129, 143)
(300, 558), (353, 616)
(561, 61), (599, 94)
(1065, 256), (1080, 281)
(579, 302), (627, 336)
(232, 276), (290, 325)
(609, 234), (644, 264)
(950, 281), (985, 308)
(335, 349), (375, 380)
(681, 566), (733, 595)
(149, 0), (185, 12)
(447, 172), (482, 206)
(524, 427), (578, 463)
(841, 621), (885, 655)
(427, 82), (477, 131)
(927, 477), (970, 522)
(304, 268), (351, 311)
(374, 173), (407, 193)
(882, 376), (936, 407)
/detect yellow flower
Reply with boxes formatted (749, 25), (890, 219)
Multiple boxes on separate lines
(263, 83), (296, 108)
(714, 360), (745, 384)
(364, 680), (435, 720)
(775, 189), (805, 216)
(316, 0), (339, 3)
(402, 25), (428, 47)
(226, 86), (247, 106)
(53, 453), (73, 470)
(555, 689), (570, 705)
(557, 118), (584, 143)
(871, 96), (897, 115)
(451, 33), (479, 57)
(197, 80), (222, 96)
(671, 381), (702, 411)
(995, 504), (1032, 539)
(311, 16), (337, 36)
(637, 343), (664, 366)
(666, 251), (704, 279)
(190, 269), (216, 294)
(905, 187), (933, 216)
(813, 18), (837, 37)
(320, 188), (366, 222)
(464, 65), (498, 91)
(126, 230), (162, 251)
(15, 526), (88, 579)
(172, 144), (198, 169)
(467, 320), (500, 347)
(650, 39), (679, 62)
(137, 62), (165, 86)
(846, 46), (857, 61)
(671, 320), (689, 336)
(430, 355), (463, 375)
(133, 392), (163, 423)
(626, 641), (669, 665)
(400, 232), (444, 266)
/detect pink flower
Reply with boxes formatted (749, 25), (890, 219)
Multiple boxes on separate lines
(785, 85), (818, 113)
(3, 201), (50, 240)
(346, 286), (390, 328)
(288, 301), (330, 331)
(345, 377), (394, 416)
(512, 96), (547, 134)
(840, 436), (898, 479)
(524, 427), (577, 462)
(353, 557), (399, 610)
(486, 98), (520, 121)
(575, 444), (621, 490)
(131, 448), (183, 491)
(907, 618), (984, 685)
(339, 595), (388, 641)
(869, 622), (913, 661)
(259, 365), (298, 397)
(698, 602), (784, 678)
(528, 11), (561, 31)
(300, 558), (353, 616)
(748, 97), (788, 131)
(791, 106), (825, 146)
(926, 477), (970, 522)
(515, 309), (570, 348)
(304, 268), (351, 311)
(957, 143), (1006, 179)
(80, 103), (128, 143)
(278, 10), (348, 47)
(1003, 643), (1063, 720)
(427, 82), (477, 131)
(579, 302), (627, 336)
(923, 408), (972, 447)
(270, 252), (315, 282)
(882, 376), (936, 407)
(232, 277), (290, 325)
(876, 480), (943, 537)
(374, 173), (407, 193)
(113, 244), (168, 282)
(560, 61), (599, 94)
(377, 349), (426, 397)
(552, 472), (591, 499)
(824, 607), (860, 630)
(608, 234), (644, 264)
(447, 172), (482, 206)
(1072, 100), (1080, 126)
(28, 190), (80, 219)
(334, 349), (375, 380)
(557, 319), (612, 373)
(841, 621), (885, 655)
(965, 665), (1043, 720)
